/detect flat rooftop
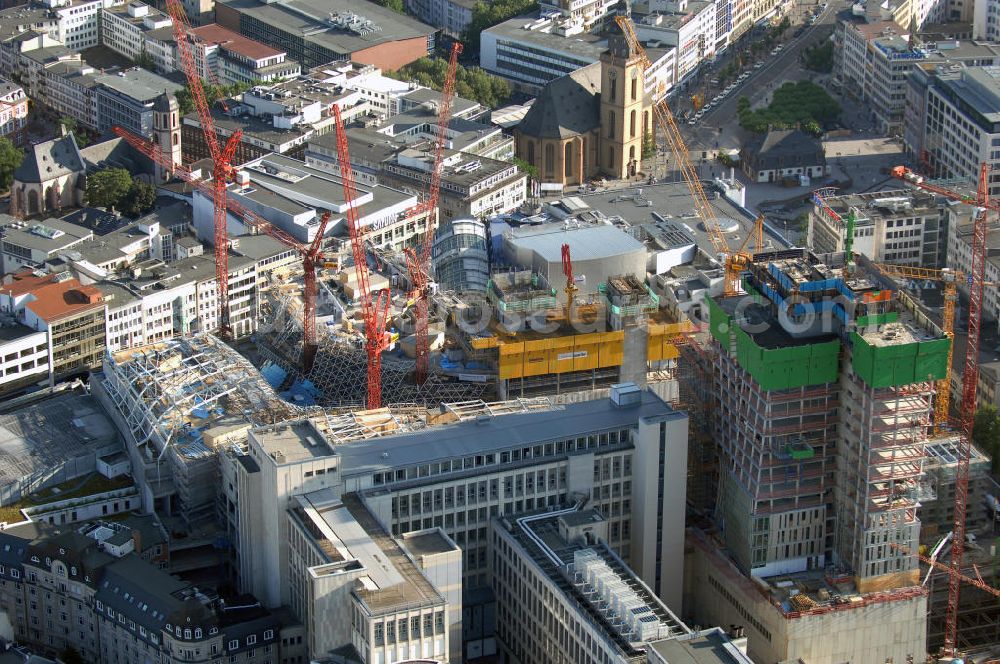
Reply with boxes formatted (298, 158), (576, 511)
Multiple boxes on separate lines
(297, 490), (444, 615)
(649, 628), (755, 663)
(502, 507), (688, 656)
(94, 67), (183, 102)
(215, 0), (434, 55)
(484, 16), (607, 62)
(936, 66), (1000, 126)
(330, 389), (681, 481)
(253, 420), (332, 463)
(0, 390), (120, 498)
(505, 222), (645, 263)
(571, 183), (753, 259)
(402, 530), (458, 558)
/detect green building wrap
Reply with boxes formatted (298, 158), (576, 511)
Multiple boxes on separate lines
(707, 295), (841, 391)
(849, 332), (950, 388)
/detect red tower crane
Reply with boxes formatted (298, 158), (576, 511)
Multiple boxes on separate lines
(892, 163), (994, 656)
(164, 0), (243, 336)
(331, 103), (391, 409)
(403, 42), (462, 386)
(114, 127), (330, 372)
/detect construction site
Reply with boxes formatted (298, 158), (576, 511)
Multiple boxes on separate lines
(80, 2), (1000, 660)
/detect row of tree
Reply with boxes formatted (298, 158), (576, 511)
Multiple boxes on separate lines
(85, 168), (158, 218)
(736, 81), (840, 135)
(386, 57), (512, 109)
(176, 80), (255, 117)
(462, 0), (539, 51)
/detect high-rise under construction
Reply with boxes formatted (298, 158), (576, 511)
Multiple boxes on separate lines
(692, 249), (948, 664)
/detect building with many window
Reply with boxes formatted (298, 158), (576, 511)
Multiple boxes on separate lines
(807, 188), (948, 266)
(100, 1), (172, 64)
(223, 385), (689, 661)
(907, 65), (1000, 195)
(0, 78), (28, 146)
(835, 20), (1000, 134)
(0, 520), (291, 664)
(405, 0), (476, 37)
(93, 67), (183, 136)
(188, 23), (299, 85)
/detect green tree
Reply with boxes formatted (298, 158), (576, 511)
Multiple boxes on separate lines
(58, 117), (88, 147)
(123, 180), (157, 218)
(60, 647), (85, 664)
(738, 81), (840, 133)
(86, 168), (133, 211)
(386, 57), (512, 108)
(462, 0), (540, 51)
(0, 137), (23, 191)
(641, 132), (655, 160)
(973, 405), (1000, 471)
(513, 157), (537, 179)
(374, 0), (404, 11)
(133, 47), (156, 71)
(803, 42), (834, 73)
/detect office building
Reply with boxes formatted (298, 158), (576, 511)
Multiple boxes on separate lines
(405, 0), (476, 37)
(223, 386), (688, 660)
(215, 0), (435, 70)
(836, 21), (1000, 134)
(909, 66), (1000, 195)
(492, 507), (755, 664)
(807, 188), (948, 266)
(189, 24), (300, 85)
(100, 1), (172, 64)
(0, 270), (105, 384)
(93, 67), (183, 136)
(205, 153), (434, 250)
(481, 14), (678, 97)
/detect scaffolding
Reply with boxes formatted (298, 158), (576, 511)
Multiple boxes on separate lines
(257, 290), (491, 407)
(101, 334), (307, 527)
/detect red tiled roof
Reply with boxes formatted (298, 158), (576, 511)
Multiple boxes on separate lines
(190, 24), (283, 62)
(5, 270), (103, 322)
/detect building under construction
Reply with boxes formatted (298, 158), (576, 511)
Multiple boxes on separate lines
(689, 249), (950, 664)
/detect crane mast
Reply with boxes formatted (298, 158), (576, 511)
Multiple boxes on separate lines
(892, 163), (993, 656)
(332, 103), (391, 409)
(164, 0), (243, 336)
(404, 42), (462, 386)
(114, 126), (330, 374)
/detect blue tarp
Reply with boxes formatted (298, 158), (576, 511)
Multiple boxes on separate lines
(261, 364), (287, 388)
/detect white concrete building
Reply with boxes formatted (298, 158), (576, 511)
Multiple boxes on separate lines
(100, 1), (172, 64)
(637, 0), (723, 85)
(45, 0), (127, 51)
(835, 21), (1000, 135)
(975, 0), (1000, 40)
(808, 188), (948, 266)
(226, 386), (690, 630)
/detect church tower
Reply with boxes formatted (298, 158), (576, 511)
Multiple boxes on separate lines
(153, 91), (181, 182)
(599, 0), (646, 180)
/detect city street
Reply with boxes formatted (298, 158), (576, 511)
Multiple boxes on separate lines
(681, 0), (848, 154)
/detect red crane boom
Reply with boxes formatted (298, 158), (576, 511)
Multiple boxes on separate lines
(332, 103), (391, 408)
(892, 163), (994, 656)
(165, 0), (242, 336)
(115, 126), (330, 373)
(405, 42), (462, 386)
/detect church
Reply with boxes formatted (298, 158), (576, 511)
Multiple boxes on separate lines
(514, 5), (652, 187)
(10, 91), (181, 218)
